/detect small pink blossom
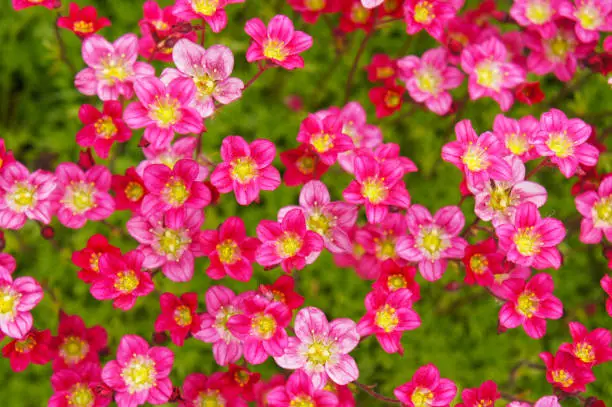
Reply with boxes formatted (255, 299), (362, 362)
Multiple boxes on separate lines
(76, 101), (132, 159)
(492, 114), (540, 162)
(510, 0), (561, 38)
(52, 312), (108, 370)
(372, 260), (421, 300)
(361, 0), (384, 9)
(245, 15), (313, 70)
(12, 0), (57, 11)
(462, 238), (504, 287)
(256, 208), (324, 273)
(154, 292), (200, 347)
(180, 372), (245, 407)
(403, 0), (461, 40)
(296, 114), (355, 166)
(274, 307), (360, 387)
(172, 0), (244, 33)
(75, 34), (154, 101)
(558, 321), (612, 367)
(394, 364), (458, 407)
(49, 363), (111, 407)
(124, 77), (203, 149)
(0, 273), (43, 339)
(575, 175), (612, 243)
(266, 370), (339, 407)
(540, 350), (596, 393)
(137, 136), (204, 176)
(458, 381), (501, 407)
(559, 0), (612, 43)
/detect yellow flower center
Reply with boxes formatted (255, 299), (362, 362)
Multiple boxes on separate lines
(384, 91), (401, 108)
(375, 304), (399, 332)
(418, 227), (448, 258)
(216, 239), (240, 264)
(277, 233), (303, 258)
(594, 197), (612, 226)
(66, 181), (96, 214)
(477, 401), (494, 407)
(94, 116), (117, 139)
(416, 69), (442, 94)
(114, 270), (140, 294)
(575, 342), (595, 364)
(306, 340), (332, 365)
(311, 133), (334, 154)
(506, 133), (530, 155)
(475, 61), (502, 90)
(305, 0), (325, 11)
(153, 20), (169, 31)
(351, 4), (370, 23)
(151, 97), (181, 128)
(552, 369), (574, 388)
(192, 0), (219, 16)
(196, 390), (224, 407)
(376, 236), (396, 260)
(0, 288), (19, 315)
(297, 156), (315, 175)
(7, 182), (37, 211)
(164, 178), (190, 206)
(60, 336), (89, 365)
(462, 144), (488, 172)
(490, 185), (511, 212)
(174, 305), (193, 327)
(546, 132), (573, 158)
(470, 254), (488, 274)
(411, 387), (434, 407)
(121, 355), (157, 394)
(353, 243), (365, 258)
(90, 252), (101, 273)
(362, 178), (388, 204)
(251, 313), (277, 339)
(290, 395), (316, 407)
(576, 5), (602, 30)
(101, 57), (129, 83)
(234, 370), (250, 386)
(513, 227), (541, 256)
(230, 157), (258, 184)
(377, 66), (395, 79)
(307, 211), (331, 236)
(387, 274), (407, 291)
(73, 21), (94, 34)
(68, 383), (95, 407)
(125, 181), (144, 202)
(526, 1), (553, 24)
(157, 228), (190, 258)
(548, 35), (571, 60)
(14, 335), (37, 353)
(194, 73), (217, 97)
(271, 290), (286, 303)
(516, 291), (539, 317)
(414, 1), (435, 24)
(263, 39), (288, 61)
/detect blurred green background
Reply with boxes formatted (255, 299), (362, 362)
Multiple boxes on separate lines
(1, 0), (611, 405)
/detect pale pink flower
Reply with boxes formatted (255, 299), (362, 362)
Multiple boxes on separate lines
(559, 0), (612, 43)
(123, 77), (203, 149)
(397, 47), (464, 115)
(0, 162), (56, 229)
(493, 114), (540, 162)
(403, 0), (461, 40)
(361, 0), (384, 9)
(575, 175), (612, 243)
(0, 273), (43, 339)
(75, 34), (154, 101)
(274, 307), (360, 387)
(172, 0), (244, 33)
(161, 39), (244, 118)
(510, 0), (562, 38)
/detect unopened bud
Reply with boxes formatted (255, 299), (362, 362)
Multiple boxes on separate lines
(41, 225), (55, 240)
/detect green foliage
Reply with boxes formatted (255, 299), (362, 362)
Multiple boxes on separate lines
(0, 1), (611, 406)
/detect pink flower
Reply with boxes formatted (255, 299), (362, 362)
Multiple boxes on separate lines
(474, 156), (548, 226)
(372, 260), (421, 301)
(227, 295), (291, 364)
(52, 312), (108, 370)
(0, 254), (16, 280)
(492, 114), (539, 162)
(256, 208), (324, 273)
(127, 208), (204, 282)
(280, 144), (330, 186)
(296, 114), (354, 166)
(76, 101), (131, 159)
(540, 351), (596, 393)
(210, 136), (281, 206)
(279, 180), (357, 253)
(49, 363), (111, 407)
(12, 0), (57, 10)
(2, 329), (53, 372)
(180, 372), (244, 407)
(266, 370), (339, 407)
(602, 275), (612, 317)
(0, 138), (16, 172)
(90, 250), (154, 311)
(357, 288), (420, 354)
(274, 307), (360, 387)
(442, 120), (513, 191)
(361, 0), (384, 9)
(172, 0), (244, 33)
(0, 273), (43, 339)
(403, 0), (460, 40)
(57, 3), (111, 39)
(395, 205), (467, 281)
(496, 202), (565, 269)
(531, 109), (599, 178)
(397, 47), (464, 115)
(0, 162), (56, 229)
(288, 0), (341, 24)
(72, 234), (122, 284)
(112, 167), (148, 213)
(462, 238), (504, 287)
(258, 275), (305, 311)
(245, 15), (314, 70)
(498, 273), (563, 339)
(459, 381), (501, 407)
(342, 153), (411, 224)
(344, 142), (418, 176)
(52, 163), (115, 229)
(575, 175), (612, 243)
(137, 136), (203, 176)
(75, 34), (154, 101)
(102, 335), (174, 406)
(461, 37), (526, 111)
(199, 216), (259, 282)
(154, 292), (200, 346)
(161, 39), (244, 118)
(123, 77), (203, 149)
(193, 286), (243, 366)
(559, 0), (612, 43)
(558, 321), (612, 366)
(393, 364), (457, 407)
(489, 262), (532, 299)
(510, 0), (561, 37)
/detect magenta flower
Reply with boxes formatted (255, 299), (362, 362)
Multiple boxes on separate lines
(49, 363), (111, 407)
(343, 153), (411, 224)
(403, 0), (460, 40)
(193, 286), (243, 366)
(395, 205), (467, 281)
(245, 14), (313, 70)
(496, 202), (565, 269)
(372, 261), (421, 301)
(52, 312), (108, 370)
(172, 0), (244, 33)
(181, 372), (244, 407)
(0, 273), (43, 339)
(296, 114), (355, 166)
(397, 47), (464, 115)
(90, 250), (154, 311)
(575, 175), (612, 244)
(394, 364), (457, 407)
(256, 208), (324, 273)
(210, 135), (281, 206)
(510, 0), (561, 38)
(357, 288), (421, 354)
(460, 37), (526, 111)
(154, 292), (200, 347)
(474, 156), (548, 226)
(199, 216), (260, 282)
(0, 254), (16, 280)
(601, 275), (612, 317)
(127, 207), (204, 282)
(459, 381), (501, 407)
(442, 120), (513, 191)
(137, 136), (203, 176)
(540, 351), (596, 393)
(498, 273), (563, 339)
(12, 0), (57, 11)
(278, 180), (357, 253)
(161, 39), (244, 118)
(274, 307), (360, 387)
(76, 101), (132, 159)
(559, 0), (612, 43)
(266, 370), (339, 407)
(52, 163), (115, 229)
(75, 34), (154, 101)
(124, 77), (203, 149)
(0, 162), (56, 230)
(141, 158), (210, 216)
(101, 335), (174, 407)
(558, 321), (612, 366)
(227, 295), (291, 364)
(531, 109), (599, 178)
(492, 114), (539, 162)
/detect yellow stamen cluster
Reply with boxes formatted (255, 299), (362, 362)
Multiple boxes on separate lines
(60, 336), (89, 365)
(546, 131), (573, 158)
(263, 40), (289, 62)
(574, 342), (595, 364)
(192, 0), (219, 16)
(121, 355), (157, 394)
(114, 270), (140, 294)
(67, 383), (95, 407)
(14, 335), (37, 354)
(525, 1), (553, 24)
(462, 143), (488, 172)
(513, 227), (541, 256)
(216, 239), (240, 265)
(411, 387), (434, 407)
(516, 291), (539, 318)
(150, 96), (181, 128)
(361, 178), (388, 204)
(375, 304), (399, 332)
(230, 157), (258, 184)
(174, 305), (193, 327)
(94, 116), (117, 139)
(251, 313), (277, 339)
(552, 369), (574, 388)
(413, 1), (435, 24)
(125, 181), (144, 202)
(277, 233), (303, 258)
(311, 133), (334, 154)
(387, 274), (407, 291)
(73, 21), (94, 34)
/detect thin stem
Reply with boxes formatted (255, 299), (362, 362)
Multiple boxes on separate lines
(244, 65), (269, 91)
(354, 382), (401, 405)
(54, 16), (76, 75)
(500, 392), (532, 404)
(460, 217), (481, 238)
(199, 21), (206, 46)
(343, 28), (376, 104)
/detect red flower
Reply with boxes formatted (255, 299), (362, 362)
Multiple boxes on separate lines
(52, 312), (108, 370)
(2, 329), (53, 372)
(558, 321), (612, 367)
(76, 101), (131, 159)
(0, 138), (16, 172)
(515, 82), (545, 105)
(223, 364), (261, 402)
(372, 260), (421, 301)
(57, 3), (111, 39)
(458, 380), (501, 407)
(462, 238), (503, 287)
(154, 292), (200, 346)
(369, 84), (405, 118)
(111, 167), (148, 213)
(366, 54), (398, 84)
(280, 144), (330, 187)
(258, 275), (305, 311)
(72, 234), (122, 284)
(540, 351), (596, 394)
